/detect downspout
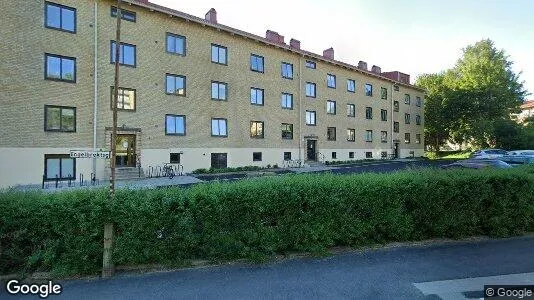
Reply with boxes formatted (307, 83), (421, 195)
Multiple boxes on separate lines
(92, 1), (98, 174)
(391, 83), (394, 155)
(298, 55), (303, 164)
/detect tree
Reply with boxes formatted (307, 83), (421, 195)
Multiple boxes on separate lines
(416, 39), (528, 151)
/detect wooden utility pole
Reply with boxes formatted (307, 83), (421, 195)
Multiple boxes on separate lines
(103, 0), (122, 278)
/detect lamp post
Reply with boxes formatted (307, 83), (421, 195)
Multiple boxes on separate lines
(103, 0), (122, 279)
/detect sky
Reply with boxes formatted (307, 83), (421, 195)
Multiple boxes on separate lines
(151, 0), (534, 98)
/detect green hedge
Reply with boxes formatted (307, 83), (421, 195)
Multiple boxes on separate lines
(1, 166), (533, 277)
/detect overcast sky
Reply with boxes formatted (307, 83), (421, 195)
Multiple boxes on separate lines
(151, 0), (533, 98)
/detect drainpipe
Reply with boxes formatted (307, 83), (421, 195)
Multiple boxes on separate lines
(391, 83), (394, 155)
(92, 1), (98, 174)
(298, 55), (303, 163)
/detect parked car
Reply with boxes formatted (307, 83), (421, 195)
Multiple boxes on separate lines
(470, 149), (508, 159)
(499, 154), (534, 165)
(441, 159), (513, 169)
(506, 150), (534, 156)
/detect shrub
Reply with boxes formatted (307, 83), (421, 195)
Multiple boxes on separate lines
(1, 166), (533, 277)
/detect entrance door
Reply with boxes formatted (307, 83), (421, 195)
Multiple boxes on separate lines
(394, 142), (399, 159)
(115, 134), (136, 167)
(306, 140), (317, 161)
(211, 153), (227, 169)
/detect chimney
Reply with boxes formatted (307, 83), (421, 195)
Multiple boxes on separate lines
(205, 8), (217, 24)
(358, 61), (367, 70)
(290, 38), (300, 50)
(266, 30), (285, 44)
(371, 65), (381, 74)
(323, 47), (334, 60)
(381, 71), (411, 84)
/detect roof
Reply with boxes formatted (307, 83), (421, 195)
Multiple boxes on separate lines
(520, 100), (534, 109)
(124, 0), (426, 92)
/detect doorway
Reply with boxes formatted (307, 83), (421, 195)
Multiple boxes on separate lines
(115, 134), (136, 167)
(306, 140), (317, 161)
(394, 142), (399, 159)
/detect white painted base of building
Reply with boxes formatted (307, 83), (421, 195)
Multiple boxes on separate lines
(0, 147), (424, 188)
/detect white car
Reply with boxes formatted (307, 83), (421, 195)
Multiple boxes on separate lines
(506, 150), (534, 156)
(470, 149), (508, 159)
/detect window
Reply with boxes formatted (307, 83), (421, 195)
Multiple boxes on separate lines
(349, 152), (354, 159)
(416, 115), (421, 125)
(365, 130), (373, 142)
(110, 41), (136, 67)
(211, 81), (227, 100)
(347, 128), (355, 142)
(365, 152), (373, 158)
(250, 88), (264, 105)
(306, 111), (316, 126)
(381, 131), (388, 143)
(45, 54), (76, 82)
(347, 104), (355, 117)
(165, 114), (186, 135)
(44, 105), (75, 132)
(394, 101), (399, 112)
(393, 85), (400, 91)
(253, 152), (262, 162)
(405, 94), (411, 105)
(282, 62), (293, 79)
(165, 74), (186, 96)
(306, 82), (316, 98)
(327, 74), (336, 88)
(211, 44), (227, 65)
(281, 123), (293, 139)
(347, 79), (355, 93)
(250, 54), (264, 73)
(405, 113), (411, 124)
(250, 121), (264, 138)
(381, 87), (387, 99)
(211, 153), (227, 169)
(416, 134), (421, 144)
(332, 152), (337, 159)
(365, 83), (373, 96)
(365, 107), (373, 120)
(281, 93), (293, 109)
(170, 153), (181, 163)
(394, 122), (399, 133)
(111, 87), (135, 111)
(381, 109), (387, 121)
(405, 133), (411, 144)
(327, 100), (336, 115)
(166, 33), (186, 56)
(305, 60), (316, 69)
(327, 127), (336, 141)
(416, 96), (422, 107)
(381, 151), (388, 158)
(45, 2), (76, 33)
(111, 6), (136, 22)
(44, 154), (75, 180)
(211, 118), (228, 137)
(284, 152), (292, 161)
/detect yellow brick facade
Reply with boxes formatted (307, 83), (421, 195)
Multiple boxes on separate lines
(0, 0), (424, 188)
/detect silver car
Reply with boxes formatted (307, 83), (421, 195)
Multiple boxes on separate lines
(470, 149), (508, 159)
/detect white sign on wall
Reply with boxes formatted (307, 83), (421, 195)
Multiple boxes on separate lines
(70, 150), (111, 159)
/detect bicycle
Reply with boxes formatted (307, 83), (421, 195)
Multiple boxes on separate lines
(162, 164), (175, 179)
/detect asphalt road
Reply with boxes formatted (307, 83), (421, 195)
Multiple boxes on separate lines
(327, 160), (453, 175)
(4, 235), (533, 299)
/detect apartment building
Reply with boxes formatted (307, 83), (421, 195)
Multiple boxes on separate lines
(0, 0), (425, 188)
(512, 100), (534, 123)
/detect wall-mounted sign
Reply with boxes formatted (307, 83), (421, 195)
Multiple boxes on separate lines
(70, 150), (111, 159)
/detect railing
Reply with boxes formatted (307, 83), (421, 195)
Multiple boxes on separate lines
(316, 152), (326, 164)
